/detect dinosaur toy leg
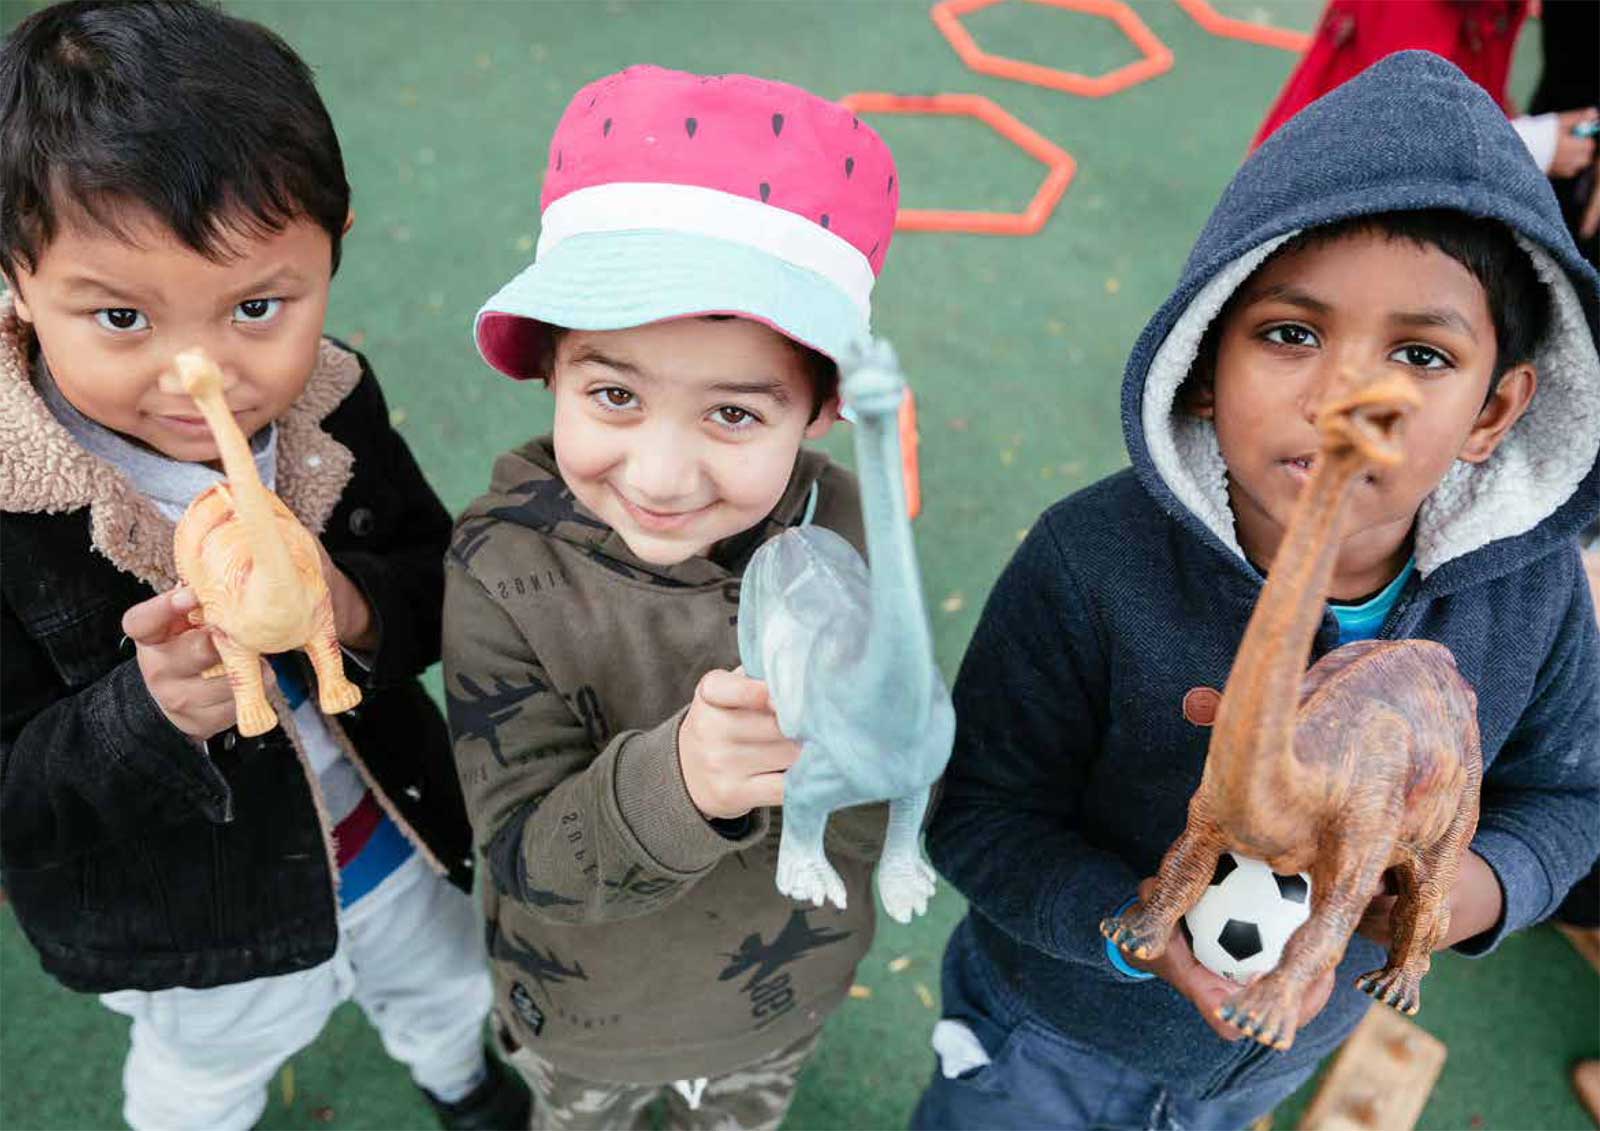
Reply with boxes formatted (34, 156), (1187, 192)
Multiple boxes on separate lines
(1355, 791), (1476, 1015)
(775, 792), (847, 913)
(1222, 821), (1397, 1050)
(213, 632), (278, 738)
(305, 591), (362, 716)
(876, 787), (936, 923)
(1101, 816), (1226, 961)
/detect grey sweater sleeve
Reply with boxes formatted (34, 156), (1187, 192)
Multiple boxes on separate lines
(443, 559), (766, 926)
(926, 520), (1142, 979)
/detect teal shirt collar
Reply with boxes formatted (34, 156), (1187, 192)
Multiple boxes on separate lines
(1329, 559), (1415, 644)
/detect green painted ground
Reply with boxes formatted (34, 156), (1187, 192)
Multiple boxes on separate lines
(1, 2), (1593, 1129)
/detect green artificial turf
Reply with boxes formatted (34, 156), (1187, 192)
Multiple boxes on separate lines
(2, 3), (1592, 1128)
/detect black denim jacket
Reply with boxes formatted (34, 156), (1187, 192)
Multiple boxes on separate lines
(1, 329), (473, 993)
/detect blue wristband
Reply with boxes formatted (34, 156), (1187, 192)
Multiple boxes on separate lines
(1105, 896), (1157, 981)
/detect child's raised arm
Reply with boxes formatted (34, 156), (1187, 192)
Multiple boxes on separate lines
(1, 593), (232, 872)
(444, 558), (768, 925)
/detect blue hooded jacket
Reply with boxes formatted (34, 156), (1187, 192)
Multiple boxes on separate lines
(928, 51), (1600, 1100)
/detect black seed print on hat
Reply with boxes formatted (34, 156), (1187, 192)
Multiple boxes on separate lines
(685, 117), (697, 138)
(603, 118), (612, 137)
(887, 175), (895, 195)
(772, 113), (784, 137)
(869, 240), (879, 258)
(821, 214), (831, 229)
(845, 157), (854, 178)
(852, 117), (860, 130)
(760, 182), (772, 203)
(588, 95), (597, 109)
(556, 151), (563, 171)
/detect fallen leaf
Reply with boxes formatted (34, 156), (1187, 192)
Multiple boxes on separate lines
(947, 417), (970, 432)
(280, 1064), (295, 1107)
(1016, 528), (1030, 542)
(1105, 277), (1121, 295)
(312, 1107), (336, 1124)
(849, 984), (873, 999)
(999, 449), (1016, 466)
(474, 52), (493, 70)
(1045, 319), (1066, 337)
(348, 330), (367, 348)
(888, 955), (913, 973)
(515, 234), (535, 253)
(914, 982), (935, 1009)
(940, 593), (964, 614)
(389, 408), (408, 427)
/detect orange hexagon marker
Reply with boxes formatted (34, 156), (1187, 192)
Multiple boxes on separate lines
(839, 93), (1076, 236)
(930, 0), (1174, 97)
(1173, 0), (1311, 53)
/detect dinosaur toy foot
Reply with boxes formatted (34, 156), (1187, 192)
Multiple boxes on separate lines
(876, 851), (937, 923)
(1354, 966), (1423, 1015)
(776, 845), (847, 912)
(318, 676), (363, 716)
(1218, 976), (1301, 1050)
(236, 698), (279, 739)
(1099, 907), (1169, 962)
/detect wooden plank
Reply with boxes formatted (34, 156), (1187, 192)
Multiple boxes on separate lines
(1556, 923), (1600, 976)
(1298, 1007), (1446, 1131)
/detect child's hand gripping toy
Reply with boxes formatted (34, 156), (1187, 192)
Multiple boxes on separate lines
(1102, 371), (1483, 1051)
(737, 338), (954, 923)
(167, 348), (361, 737)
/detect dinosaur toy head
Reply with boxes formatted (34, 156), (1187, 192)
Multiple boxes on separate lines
(1314, 372), (1423, 470)
(163, 348), (225, 400)
(840, 337), (906, 420)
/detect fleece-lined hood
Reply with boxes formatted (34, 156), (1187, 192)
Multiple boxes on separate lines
(1124, 50), (1600, 586)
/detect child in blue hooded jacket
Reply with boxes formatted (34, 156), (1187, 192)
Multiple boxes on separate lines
(913, 51), (1600, 1131)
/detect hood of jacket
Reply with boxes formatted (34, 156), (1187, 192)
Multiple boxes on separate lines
(1122, 50), (1600, 591)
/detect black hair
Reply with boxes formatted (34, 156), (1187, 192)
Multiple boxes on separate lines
(540, 319), (840, 422)
(0, 0), (350, 280)
(1184, 209), (1549, 405)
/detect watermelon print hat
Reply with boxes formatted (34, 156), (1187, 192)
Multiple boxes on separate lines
(474, 64), (900, 379)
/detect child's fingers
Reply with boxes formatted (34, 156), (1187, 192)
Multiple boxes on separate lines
(1297, 968), (1336, 1026)
(121, 588), (198, 646)
(742, 770), (787, 810)
(713, 709), (791, 746)
(742, 738), (802, 775)
(696, 668), (770, 712)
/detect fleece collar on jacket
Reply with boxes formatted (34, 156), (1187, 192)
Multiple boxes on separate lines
(0, 294), (363, 591)
(469, 435), (831, 589)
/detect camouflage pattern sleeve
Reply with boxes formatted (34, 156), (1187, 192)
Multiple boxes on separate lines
(444, 558), (767, 924)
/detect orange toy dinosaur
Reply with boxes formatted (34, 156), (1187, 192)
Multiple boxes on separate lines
(169, 348), (361, 737)
(1102, 371), (1483, 1051)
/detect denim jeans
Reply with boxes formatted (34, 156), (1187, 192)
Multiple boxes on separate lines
(909, 920), (1318, 1131)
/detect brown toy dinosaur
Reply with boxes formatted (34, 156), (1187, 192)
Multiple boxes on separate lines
(169, 348), (361, 737)
(1101, 370), (1483, 1051)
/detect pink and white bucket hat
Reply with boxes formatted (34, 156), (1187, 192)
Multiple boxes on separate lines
(475, 65), (899, 378)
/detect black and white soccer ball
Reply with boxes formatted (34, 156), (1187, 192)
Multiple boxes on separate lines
(1183, 852), (1312, 984)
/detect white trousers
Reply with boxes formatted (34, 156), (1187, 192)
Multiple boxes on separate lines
(100, 856), (492, 1131)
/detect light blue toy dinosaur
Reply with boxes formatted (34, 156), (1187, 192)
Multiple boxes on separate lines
(737, 338), (955, 923)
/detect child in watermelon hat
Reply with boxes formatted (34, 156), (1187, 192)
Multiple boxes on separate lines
(442, 65), (900, 1129)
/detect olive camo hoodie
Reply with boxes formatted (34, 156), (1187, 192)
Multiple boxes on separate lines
(443, 436), (888, 1084)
